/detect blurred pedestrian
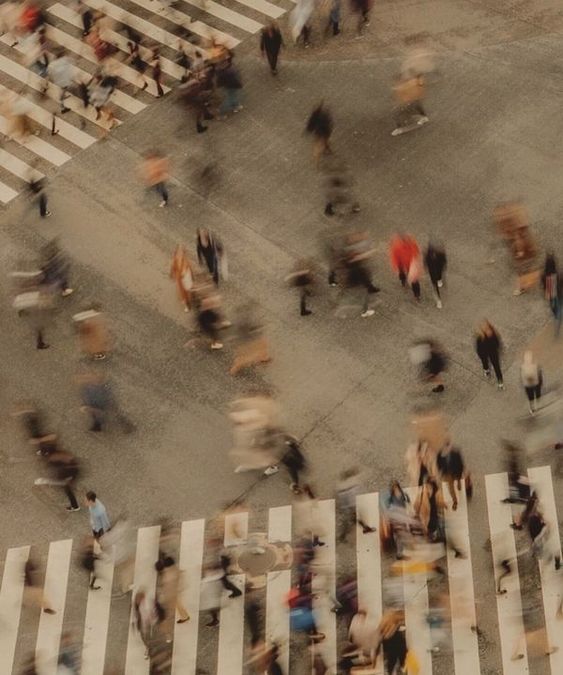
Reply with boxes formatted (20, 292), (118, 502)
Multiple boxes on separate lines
(424, 240), (447, 309)
(23, 558), (56, 614)
(170, 245), (194, 312)
(86, 490), (111, 538)
(286, 259), (315, 316)
(475, 320), (504, 389)
(342, 229), (380, 317)
(520, 350), (542, 415)
(327, 0), (341, 35)
(46, 49), (75, 114)
(149, 47), (164, 98)
(389, 233), (422, 301)
(197, 228), (225, 285)
(155, 556), (189, 642)
(391, 74), (428, 136)
(373, 609), (408, 675)
(436, 441), (466, 510)
(306, 103), (333, 164)
(229, 306), (271, 375)
(73, 307), (110, 360)
(197, 292), (225, 350)
(414, 476), (445, 542)
(260, 22), (283, 75)
(336, 468), (376, 543)
(217, 57), (243, 117)
(409, 338), (448, 393)
(101, 517), (135, 596)
(77, 372), (111, 431)
(290, 0), (314, 45)
(41, 239), (74, 297)
(349, 0), (371, 34)
(200, 569), (223, 626)
(34, 446), (81, 512)
(140, 150), (169, 207)
(28, 168), (50, 218)
(80, 536), (101, 590)
(542, 252), (561, 335)
(280, 434), (307, 493)
(57, 632), (81, 674)
(133, 589), (161, 659)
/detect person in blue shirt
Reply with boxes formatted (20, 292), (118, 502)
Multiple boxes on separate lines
(86, 491), (111, 538)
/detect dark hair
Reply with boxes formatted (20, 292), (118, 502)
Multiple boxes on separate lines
(86, 491), (97, 502)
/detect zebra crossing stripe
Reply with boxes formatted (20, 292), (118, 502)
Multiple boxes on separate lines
(0, 115), (71, 166)
(217, 511), (248, 675)
(442, 481), (480, 673)
(48, 3), (197, 80)
(127, 0), (239, 50)
(230, 0), (285, 19)
(81, 549), (115, 675)
(0, 146), (43, 182)
(485, 472), (529, 673)
(312, 499), (337, 673)
(528, 465), (563, 671)
(163, 0), (261, 35)
(171, 519), (205, 675)
(125, 525), (161, 675)
(0, 545), (30, 673)
(0, 177), (19, 203)
(403, 486), (433, 674)
(265, 505), (291, 673)
(34, 539), (73, 675)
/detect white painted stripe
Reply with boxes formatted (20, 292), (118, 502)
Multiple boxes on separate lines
(171, 519), (205, 675)
(42, 26), (157, 105)
(81, 552), (115, 675)
(266, 505), (291, 673)
(127, 0), (239, 49)
(49, 3), (195, 79)
(0, 546), (30, 673)
(311, 499), (337, 673)
(217, 511), (248, 675)
(485, 473), (529, 673)
(442, 481), (480, 674)
(0, 116), (71, 166)
(0, 177), (19, 203)
(125, 525), (161, 675)
(0, 81), (95, 149)
(528, 465), (563, 671)
(180, 0), (263, 34)
(231, 0), (284, 19)
(0, 147), (42, 181)
(403, 487), (433, 675)
(35, 539), (73, 675)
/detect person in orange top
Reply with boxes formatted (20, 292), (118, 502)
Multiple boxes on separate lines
(389, 233), (422, 300)
(169, 245), (194, 312)
(141, 151), (169, 207)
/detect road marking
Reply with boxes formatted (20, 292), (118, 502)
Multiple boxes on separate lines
(485, 472), (529, 673)
(81, 550), (115, 675)
(218, 511), (248, 675)
(127, 0), (239, 49)
(312, 499), (337, 673)
(0, 546), (30, 673)
(34, 539), (73, 675)
(231, 0), (284, 19)
(266, 505), (291, 673)
(171, 519), (204, 675)
(443, 480), (480, 674)
(528, 465), (563, 671)
(0, 147), (43, 182)
(125, 525), (161, 675)
(0, 115), (71, 166)
(181, 0), (262, 34)
(0, 177), (19, 203)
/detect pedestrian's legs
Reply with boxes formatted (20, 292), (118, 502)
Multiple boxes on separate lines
(300, 289), (311, 316)
(90, 408), (103, 432)
(535, 383), (542, 403)
(89, 570), (101, 589)
(479, 354), (490, 375)
(39, 193), (48, 217)
(497, 558), (511, 594)
(63, 484), (79, 509)
(221, 574), (242, 597)
(398, 270), (407, 287)
(59, 87), (69, 113)
(412, 100), (427, 117)
(155, 77), (164, 98)
(490, 353), (503, 384)
(266, 49), (278, 73)
(207, 609), (219, 626)
(411, 280), (421, 300)
(328, 270), (337, 286)
(36, 329), (48, 350)
(446, 477), (458, 509)
(155, 182), (168, 205)
(301, 24), (311, 46)
(175, 599), (190, 622)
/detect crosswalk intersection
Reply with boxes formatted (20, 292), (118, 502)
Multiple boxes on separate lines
(0, 0), (291, 206)
(2, 465), (563, 673)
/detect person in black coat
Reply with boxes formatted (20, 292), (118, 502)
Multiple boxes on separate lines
(424, 241), (447, 308)
(475, 320), (503, 388)
(306, 103), (333, 163)
(260, 22), (283, 74)
(436, 442), (465, 510)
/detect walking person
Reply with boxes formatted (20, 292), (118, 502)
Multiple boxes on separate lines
(23, 558), (56, 615)
(34, 446), (81, 512)
(260, 22), (283, 74)
(336, 468), (377, 542)
(196, 292), (225, 350)
(101, 518), (135, 596)
(306, 103), (333, 164)
(520, 351), (543, 415)
(475, 320), (504, 389)
(155, 556), (190, 638)
(140, 150), (169, 207)
(41, 239), (74, 297)
(327, 0), (341, 35)
(342, 229), (380, 317)
(217, 57), (243, 117)
(389, 233), (422, 301)
(391, 73), (428, 136)
(149, 47), (164, 98)
(436, 441), (466, 510)
(127, 38), (148, 93)
(350, 0), (371, 34)
(285, 259), (315, 316)
(410, 338), (448, 393)
(81, 536), (101, 590)
(86, 490), (111, 538)
(45, 49), (75, 114)
(542, 252), (561, 336)
(374, 609), (408, 675)
(28, 170), (50, 218)
(73, 306), (110, 360)
(424, 240), (447, 308)
(133, 589), (161, 659)
(197, 228), (225, 285)
(170, 245), (194, 312)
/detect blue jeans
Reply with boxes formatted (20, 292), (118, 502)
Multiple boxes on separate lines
(220, 88), (240, 114)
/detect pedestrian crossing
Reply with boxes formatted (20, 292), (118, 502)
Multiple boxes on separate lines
(0, 0), (291, 205)
(3, 466), (563, 674)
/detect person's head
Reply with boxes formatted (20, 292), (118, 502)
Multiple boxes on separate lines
(86, 491), (97, 505)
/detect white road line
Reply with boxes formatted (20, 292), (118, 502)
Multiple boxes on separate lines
(49, 3), (195, 79)
(0, 177), (19, 203)
(230, 0), (284, 19)
(0, 545), (30, 673)
(266, 505), (291, 673)
(81, 552), (115, 675)
(43, 26), (158, 105)
(180, 0), (263, 34)
(0, 48), (122, 129)
(127, 0), (239, 49)
(311, 499), (337, 673)
(0, 116), (71, 166)
(485, 472), (529, 673)
(528, 465), (563, 671)
(125, 525), (161, 675)
(442, 480), (480, 674)
(217, 511), (248, 675)
(34, 539), (73, 675)
(0, 81), (95, 149)
(171, 519), (204, 675)
(403, 487), (433, 675)
(0, 147), (42, 181)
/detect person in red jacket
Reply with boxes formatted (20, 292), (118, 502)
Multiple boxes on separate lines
(389, 233), (422, 300)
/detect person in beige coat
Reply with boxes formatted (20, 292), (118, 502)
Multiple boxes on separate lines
(155, 556), (189, 642)
(74, 308), (110, 360)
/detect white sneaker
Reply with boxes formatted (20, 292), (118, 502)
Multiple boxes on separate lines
(264, 465), (279, 476)
(34, 477), (50, 485)
(498, 382), (504, 390)
(437, 280), (443, 288)
(211, 342), (223, 350)
(391, 128), (402, 137)
(159, 200), (167, 208)
(61, 288), (74, 297)
(436, 300), (443, 309)
(417, 116), (429, 125)
(361, 309), (375, 317)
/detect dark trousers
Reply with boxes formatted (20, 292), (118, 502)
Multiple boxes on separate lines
(155, 182), (168, 204)
(299, 288), (311, 315)
(266, 49), (279, 73)
(300, 24), (311, 45)
(36, 329), (47, 349)
(430, 276), (441, 298)
(479, 353), (503, 383)
(525, 384), (542, 403)
(64, 484), (79, 509)
(398, 270), (420, 299)
(39, 193), (48, 217)
(155, 77), (164, 98)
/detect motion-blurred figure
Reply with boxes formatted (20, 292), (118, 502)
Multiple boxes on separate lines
(229, 304), (271, 375)
(170, 245), (194, 312)
(521, 351), (543, 415)
(23, 558), (56, 614)
(73, 306), (110, 360)
(373, 609), (409, 675)
(140, 150), (169, 207)
(196, 289), (226, 350)
(34, 445), (81, 512)
(389, 233), (422, 301)
(260, 22), (283, 75)
(80, 535), (101, 590)
(216, 56), (243, 118)
(229, 393), (282, 472)
(336, 468), (376, 543)
(197, 228), (225, 285)
(424, 240), (447, 309)
(401, 34), (437, 79)
(286, 258), (316, 316)
(542, 252), (561, 335)
(306, 103), (333, 164)
(342, 229), (380, 317)
(409, 338), (448, 393)
(391, 73), (428, 136)
(475, 320), (504, 389)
